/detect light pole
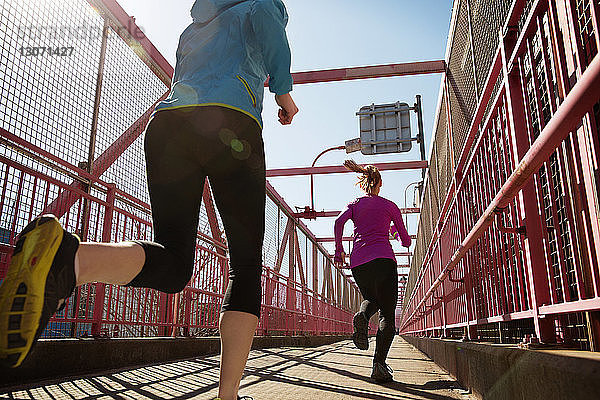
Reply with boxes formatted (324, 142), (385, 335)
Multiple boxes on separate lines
(309, 145), (346, 212)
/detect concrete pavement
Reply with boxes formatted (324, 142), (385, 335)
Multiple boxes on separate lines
(1, 337), (472, 400)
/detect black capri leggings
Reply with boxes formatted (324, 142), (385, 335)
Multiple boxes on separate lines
(352, 258), (398, 364)
(126, 106), (265, 318)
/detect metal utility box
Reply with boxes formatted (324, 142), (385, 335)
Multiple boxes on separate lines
(358, 102), (412, 154)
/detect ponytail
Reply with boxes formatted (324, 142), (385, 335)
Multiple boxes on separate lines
(344, 160), (382, 195)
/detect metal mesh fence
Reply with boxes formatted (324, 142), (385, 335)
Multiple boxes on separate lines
(0, 0), (103, 167)
(476, 319), (536, 344)
(447, 0), (479, 165)
(471, 0), (513, 95)
(263, 196), (281, 269)
(428, 148), (441, 227)
(557, 312), (592, 350)
(421, 182), (433, 254)
(518, 0), (537, 34)
(0, 0), (168, 240)
(575, 0), (598, 68)
(435, 95), (450, 198)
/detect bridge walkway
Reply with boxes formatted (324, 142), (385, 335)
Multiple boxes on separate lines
(1, 338), (472, 400)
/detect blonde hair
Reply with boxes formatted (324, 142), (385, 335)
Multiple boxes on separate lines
(344, 160), (382, 195)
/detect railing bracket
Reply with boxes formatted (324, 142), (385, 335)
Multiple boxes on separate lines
(495, 206), (527, 236)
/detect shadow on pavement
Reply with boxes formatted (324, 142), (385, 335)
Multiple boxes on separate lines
(0, 340), (467, 400)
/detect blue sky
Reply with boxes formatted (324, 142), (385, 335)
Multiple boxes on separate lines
(117, 0), (454, 265)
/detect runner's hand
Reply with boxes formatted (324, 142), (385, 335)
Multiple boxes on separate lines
(334, 251), (346, 269)
(275, 93), (298, 125)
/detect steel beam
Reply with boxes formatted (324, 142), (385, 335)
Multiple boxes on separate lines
(316, 235), (417, 242)
(43, 94), (167, 217)
(267, 161), (428, 177)
(316, 236), (354, 243)
(292, 211), (341, 219)
(295, 207), (420, 220)
(286, 61), (446, 85)
(539, 298), (600, 316)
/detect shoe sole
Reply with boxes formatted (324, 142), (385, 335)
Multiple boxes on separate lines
(352, 313), (369, 350)
(370, 377), (394, 384)
(0, 215), (64, 368)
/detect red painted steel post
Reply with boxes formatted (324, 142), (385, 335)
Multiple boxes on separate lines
(312, 245), (319, 316)
(567, 0), (600, 300)
(337, 270), (343, 308)
(572, 0), (600, 348)
(182, 290), (191, 336)
(81, 19), (109, 242)
(169, 293), (179, 337)
(440, 274), (448, 337)
(589, 311), (600, 351)
(287, 226), (296, 317)
(202, 181), (229, 293)
(501, 30), (555, 343)
(91, 183), (116, 337)
(457, 196), (476, 340)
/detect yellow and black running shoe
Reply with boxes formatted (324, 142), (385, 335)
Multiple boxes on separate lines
(0, 215), (79, 368)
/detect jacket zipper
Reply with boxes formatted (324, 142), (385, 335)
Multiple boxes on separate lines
(236, 75), (256, 107)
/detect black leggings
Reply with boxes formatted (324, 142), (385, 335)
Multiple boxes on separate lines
(127, 106), (265, 318)
(352, 258), (398, 364)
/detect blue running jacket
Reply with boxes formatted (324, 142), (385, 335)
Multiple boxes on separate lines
(154, 0), (294, 129)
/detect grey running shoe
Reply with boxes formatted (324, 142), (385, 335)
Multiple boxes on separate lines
(352, 312), (369, 350)
(371, 361), (394, 383)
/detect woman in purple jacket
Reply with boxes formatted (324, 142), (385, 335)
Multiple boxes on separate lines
(334, 160), (411, 383)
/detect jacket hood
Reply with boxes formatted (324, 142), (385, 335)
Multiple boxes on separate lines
(191, 0), (248, 24)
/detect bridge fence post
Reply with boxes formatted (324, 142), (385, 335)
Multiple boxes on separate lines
(91, 183), (116, 337)
(500, 28), (554, 343)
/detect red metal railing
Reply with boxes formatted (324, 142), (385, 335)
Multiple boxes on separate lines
(0, 124), (358, 337)
(401, 0), (600, 349)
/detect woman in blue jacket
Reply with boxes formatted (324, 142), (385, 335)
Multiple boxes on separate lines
(0, 1), (297, 399)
